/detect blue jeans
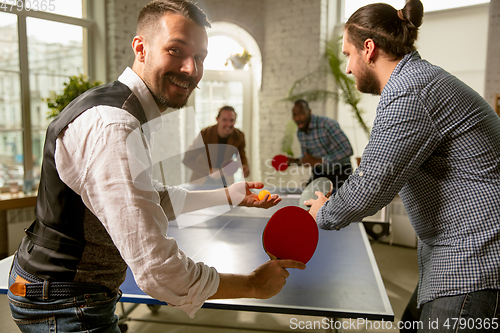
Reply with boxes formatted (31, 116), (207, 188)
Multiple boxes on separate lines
(8, 266), (122, 333)
(401, 284), (500, 332)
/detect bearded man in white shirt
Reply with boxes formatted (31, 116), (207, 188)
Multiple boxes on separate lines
(8, 1), (305, 332)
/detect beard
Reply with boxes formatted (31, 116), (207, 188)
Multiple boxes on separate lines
(152, 89), (186, 110)
(297, 124), (310, 133)
(297, 117), (311, 133)
(355, 63), (381, 96)
(143, 68), (197, 110)
(152, 89), (187, 110)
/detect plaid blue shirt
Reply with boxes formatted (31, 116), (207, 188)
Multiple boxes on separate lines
(297, 114), (353, 166)
(317, 52), (500, 307)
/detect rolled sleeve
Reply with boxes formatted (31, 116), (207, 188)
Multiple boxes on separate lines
(56, 107), (220, 317)
(317, 92), (441, 230)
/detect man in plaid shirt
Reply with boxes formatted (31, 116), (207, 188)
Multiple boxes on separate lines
(288, 99), (353, 189)
(307, 1), (500, 332)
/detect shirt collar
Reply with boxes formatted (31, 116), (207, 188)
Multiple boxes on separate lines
(298, 114), (318, 135)
(382, 51), (421, 95)
(118, 67), (162, 132)
(307, 114), (318, 131)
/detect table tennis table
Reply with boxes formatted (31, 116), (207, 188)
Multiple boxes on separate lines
(0, 195), (393, 331)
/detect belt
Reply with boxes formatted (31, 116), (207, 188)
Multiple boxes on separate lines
(10, 256), (111, 299)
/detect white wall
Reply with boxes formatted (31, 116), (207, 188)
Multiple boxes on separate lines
(419, 4), (489, 94)
(258, 0), (331, 188)
(105, 0), (328, 186)
(104, 1), (491, 181)
(337, 3), (490, 160)
(485, 0), (500, 108)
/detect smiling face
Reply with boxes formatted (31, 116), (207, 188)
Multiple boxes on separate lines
(292, 102), (312, 132)
(216, 109), (236, 138)
(342, 32), (381, 96)
(135, 12), (208, 110)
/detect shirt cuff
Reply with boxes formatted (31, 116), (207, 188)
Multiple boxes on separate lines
(316, 200), (341, 230)
(155, 184), (188, 219)
(168, 265), (220, 318)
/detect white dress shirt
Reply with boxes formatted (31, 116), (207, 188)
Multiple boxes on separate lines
(54, 67), (219, 317)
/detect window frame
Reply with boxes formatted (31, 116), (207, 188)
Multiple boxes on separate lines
(1, 0), (105, 192)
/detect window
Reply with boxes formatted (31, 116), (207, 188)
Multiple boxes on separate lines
(195, 79), (245, 132)
(188, 35), (253, 183)
(204, 36), (250, 72)
(195, 35), (251, 131)
(0, 1), (92, 192)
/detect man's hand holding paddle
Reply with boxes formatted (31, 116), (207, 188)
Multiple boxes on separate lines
(248, 259), (306, 298)
(209, 260), (305, 300)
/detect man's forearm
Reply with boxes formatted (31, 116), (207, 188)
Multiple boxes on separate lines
(182, 188), (228, 213)
(208, 273), (255, 299)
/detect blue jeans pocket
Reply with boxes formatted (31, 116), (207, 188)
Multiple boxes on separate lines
(76, 292), (122, 331)
(8, 272), (121, 333)
(12, 315), (56, 333)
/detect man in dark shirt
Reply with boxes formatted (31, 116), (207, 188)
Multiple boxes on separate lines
(288, 99), (353, 189)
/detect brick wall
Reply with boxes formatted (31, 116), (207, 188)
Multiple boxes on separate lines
(105, 0), (333, 183)
(199, 0), (330, 183)
(259, 0), (328, 185)
(485, 0), (500, 109)
(105, 0), (147, 82)
(198, 0), (265, 52)
(105, 0), (267, 84)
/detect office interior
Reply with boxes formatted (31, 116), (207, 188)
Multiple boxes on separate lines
(1, 0), (499, 332)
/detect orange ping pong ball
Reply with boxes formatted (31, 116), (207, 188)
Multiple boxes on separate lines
(258, 190), (271, 201)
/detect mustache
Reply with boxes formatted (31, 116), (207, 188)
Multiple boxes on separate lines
(166, 73), (198, 88)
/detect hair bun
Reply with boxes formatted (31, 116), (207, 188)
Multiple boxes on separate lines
(402, 0), (424, 28)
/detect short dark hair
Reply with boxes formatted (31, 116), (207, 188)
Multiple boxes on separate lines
(345, 0), (424, 60)
(293, 99), (310, 110)
(217, 106), (236, 119)
(137, 0), (211, 37)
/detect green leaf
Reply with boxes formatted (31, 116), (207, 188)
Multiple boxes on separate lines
(280, 120), (297, 157)
(44, 74), (102, 119)
(283, 36), (370, 138)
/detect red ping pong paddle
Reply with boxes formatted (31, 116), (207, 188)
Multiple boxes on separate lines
(262, 206), (319, 264)
(272, 154), (288, 171)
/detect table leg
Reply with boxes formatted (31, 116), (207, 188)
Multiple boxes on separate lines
(117, 302), (140, 330)
(325, 318), (344, 333)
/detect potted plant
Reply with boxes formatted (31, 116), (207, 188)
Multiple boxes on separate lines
(280, 120), (297, 157)
(45, 74), (102, 119)
(282, 37), (370, 138)
(225, 50), (252, 70)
